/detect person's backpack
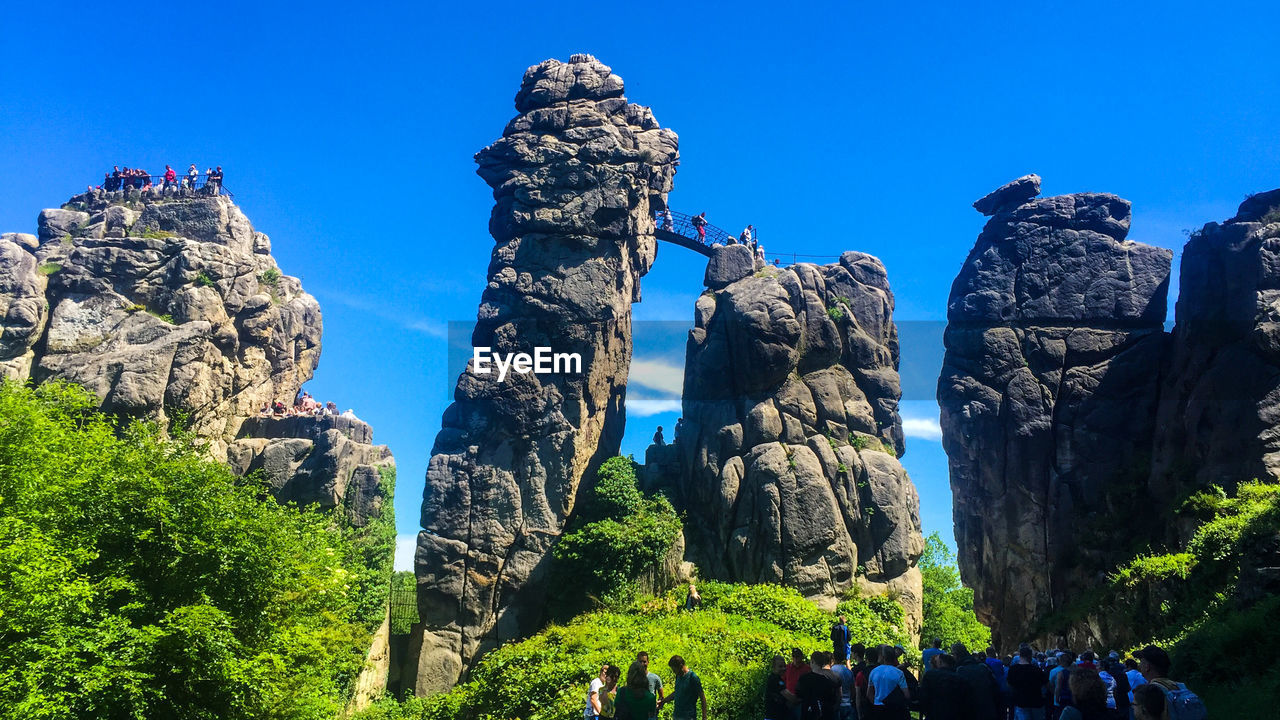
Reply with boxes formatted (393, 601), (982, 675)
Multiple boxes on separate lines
(1150, 679), (1208, 720)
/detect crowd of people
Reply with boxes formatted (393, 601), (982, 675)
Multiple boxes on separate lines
(258, 390), (359, 421)
(92, 164), (225, 195)
(585, 652), (707, 720)
(759, 625), (1207, 720)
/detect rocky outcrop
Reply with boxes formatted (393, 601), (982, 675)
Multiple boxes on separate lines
(3, 192), (320, 455)
(228, 414), (394, 526)
(412, 54), (678, 692)
(1149, 188), (1280, 498)
(938, 177), (1174, 645)
(660, 252), (924, 632)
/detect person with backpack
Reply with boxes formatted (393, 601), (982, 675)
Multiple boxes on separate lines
(691, 212), (707, 244)
(954, 644), (1001, 720)
(1133, 646), (1206, 720)
(831, 616), (851, 664)
(614, 661), (658, 720)
(867, 644), (910, 720)
(1050, 653), (1075, 720)
(797, 651), (841, 720)
(919, 653), (974, 720)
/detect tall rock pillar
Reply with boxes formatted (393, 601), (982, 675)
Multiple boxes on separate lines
(937, 176), (1171, 645)
(413, 55), (678, 692)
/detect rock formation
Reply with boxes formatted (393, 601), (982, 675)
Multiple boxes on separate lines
(412, 54), (678, 692)
(938, 175), (1178, 645)
(654, 246), (924, 631)
(2, 188), (394, 531)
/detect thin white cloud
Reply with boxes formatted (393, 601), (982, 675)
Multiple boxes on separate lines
(628, 397), (682, 416)
(315, 289), (448, 338)
(629, 358), (685, 396)
(902, 416), (942, 442)
(394, 533), (417, 572)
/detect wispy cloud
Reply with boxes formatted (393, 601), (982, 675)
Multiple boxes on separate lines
(902, 417), (942, 441)
(629, 357), (684, 396)
(628, 397), (682, 416)
(315, 289), (448, 338)
(394, 533), (417, 572)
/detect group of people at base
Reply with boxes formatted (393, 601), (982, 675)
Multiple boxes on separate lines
(764, 620), (1206, 720)
(585, 652), (707, 720)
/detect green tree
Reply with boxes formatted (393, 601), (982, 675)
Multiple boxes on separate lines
(0, 380), (370, 720)
(918, 532), (991, 651)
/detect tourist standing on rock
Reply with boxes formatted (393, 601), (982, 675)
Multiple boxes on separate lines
(867, 644), (910, 720)
(186, 164), (198, 190)
(831, 616), (850, 664)
(637, 651), (664, 719)
(691, 212), (707, 243)
(163, 165), (177, 190)
(664, 656), (707, 720)
(765, 655), (791, 720)
(586, 663), (609, 720)
(1133, 646), (1206, 720)
(653, 426), (664, 446)
(919, 653), (973, 720)
(1007, 647), (1048, 720)
(615, 662), (658, 720)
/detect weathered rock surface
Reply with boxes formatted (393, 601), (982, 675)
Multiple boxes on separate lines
(3, 192), (321, 455)
(660, 252), (924, 632)
(228, 414), (395, 526)
(939, 177), (1174, 645)
(412, 54), (678, 692)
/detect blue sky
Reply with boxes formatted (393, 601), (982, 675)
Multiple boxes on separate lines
(3, 2), (1277, 573)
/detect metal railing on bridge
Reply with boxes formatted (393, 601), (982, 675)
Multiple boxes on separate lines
(656, 209), (739, 247)
(97, 174), (233, 200)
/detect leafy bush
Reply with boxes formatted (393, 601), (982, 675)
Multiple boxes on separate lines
(345, 466), (397, 632)
(917, 533), (991, 652)
(0, 380), (372, 720)
(552, 457), (680, 607)
(826, 304), (845, 322)
(37, 262), (61, 276)
(260, 268), (283, 287)
(195, 271), (216, 288)
(353, 580), (917, 720)
(136, 227), (177, 239)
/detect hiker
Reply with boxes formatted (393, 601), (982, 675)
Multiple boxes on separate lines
(765, 655), (791, 720)
(691, 212), (707, 243)
(831, 616), (851, 664)
(615, 661), (658, 720)
(664, 655), (707, 720)
(1133, 646), (1206, 720)
(954, 644), (1001, 720)
(1007, 647), (1049, 720)
(684, 583), (701, 611)
(599, 665), (621, 719)
(637, 651), (665, 718)
(866, 644), (910, 720)
(830, 651), (855, 720)
(163, 165), (177, 190)
(586, 663), (609, 720)
(186, 164), (198, 190)
(797, 650), (841, 720)
(919, 653), (973, 720)
(922, 638), (944, 671)
(1058, 669), (1107, 720)
(659, 209), (673, 231)
(653, 426), (664, 446)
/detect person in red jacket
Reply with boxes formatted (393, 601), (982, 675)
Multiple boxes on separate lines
(163, 165), (177, 190)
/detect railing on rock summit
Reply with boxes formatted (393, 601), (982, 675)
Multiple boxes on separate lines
(98, 174), (233, 200)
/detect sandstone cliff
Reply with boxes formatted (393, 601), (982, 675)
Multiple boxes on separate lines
(412, 54), (679, 692)
(654, 245), (924, 632)
(937, 174), (1182, 645)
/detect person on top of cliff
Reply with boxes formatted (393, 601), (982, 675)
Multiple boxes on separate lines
(691, 212), (707, 243)
(212, 166), (224, 193)
(652, 426), (664, 445)
(185, 164), (198, 190)
(163, 164), (177, 191)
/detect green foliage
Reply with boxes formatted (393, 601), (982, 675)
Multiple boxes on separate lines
(37, 262), (61, 276)
(917, 533), (991, 652)
(826, 304), (845, 322)
(146, 309), (175, 324)
(345, 466), (397, 632)
(136, 227), (177, 239)
(123, 303), (145, 313)
(195, 272), (216, 288)
(0, 380), (372, 720)
(354, 581), (915, 720)
(389, 571), (419, 636)
(259, 268), (283, 287)
(551, 457), (681, 607)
